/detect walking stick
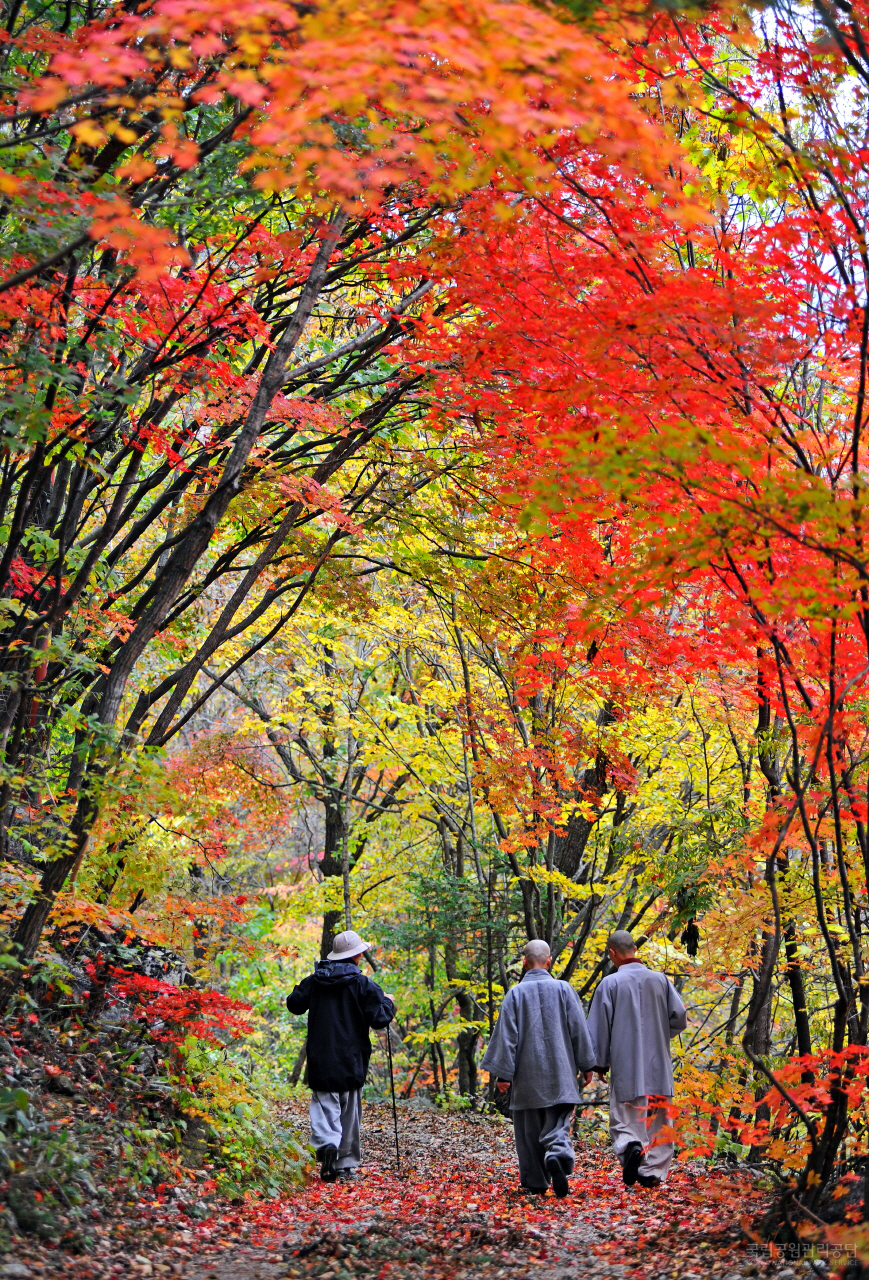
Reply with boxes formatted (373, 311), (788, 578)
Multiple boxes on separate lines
(385, 1030), (401, 1175)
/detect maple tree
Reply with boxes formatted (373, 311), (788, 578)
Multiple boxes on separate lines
(392, 0), (869, 1238)
(0, 0), (673, 976)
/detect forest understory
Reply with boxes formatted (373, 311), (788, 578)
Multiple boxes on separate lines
(0, 1094), (789, 1280)
(0, 1019), (809, 1280)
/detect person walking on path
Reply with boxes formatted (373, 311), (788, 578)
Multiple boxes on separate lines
(286, 930), (395, 1183)
(586, 930), (687, 1189)
(481, 939), (595, 1198)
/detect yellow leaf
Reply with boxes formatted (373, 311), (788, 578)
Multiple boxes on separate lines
(108, 122), (139, 145)
(71, 120), (108, 149)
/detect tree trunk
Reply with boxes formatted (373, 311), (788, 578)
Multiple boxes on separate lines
(784, 921), (812, 1057)
(290, 1045), (307, 1087)
(445, 940), (479, 1102)
(456, 1023), (478, 1101)
(743, 928), (777, 1162)
(320, 908), (342, 962)
(745, 929), (777, 1057)
(319, 799), (347, 960)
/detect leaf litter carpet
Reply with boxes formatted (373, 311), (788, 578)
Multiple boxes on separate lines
(2, 1102), (802, 1280)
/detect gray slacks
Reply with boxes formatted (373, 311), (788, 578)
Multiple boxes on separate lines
(512, 1105), (575, 1191)
(609, 1095), (674, 1181)
(309, 1089), (362, 1170)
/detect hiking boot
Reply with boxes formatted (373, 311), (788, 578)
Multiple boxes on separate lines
(544, 1153), (570, 1198)
(622, 1141), (644, 1187)
(637, 1174), (661, 1189)
(318, 1144), (339, 1182)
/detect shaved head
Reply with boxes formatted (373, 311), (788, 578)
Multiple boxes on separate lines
(607, 930), (637, 956)
(524, 940), (552, 967)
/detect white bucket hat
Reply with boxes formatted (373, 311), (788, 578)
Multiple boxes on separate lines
(327, 929), (371, 961)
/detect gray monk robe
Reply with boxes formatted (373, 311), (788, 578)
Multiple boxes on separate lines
(587, 960), (687, 1182)
(482, 969), (595, 1192)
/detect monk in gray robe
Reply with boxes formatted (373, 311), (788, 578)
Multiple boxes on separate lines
(482, 940), (595, 1197)
(586, 930), (687, 1188)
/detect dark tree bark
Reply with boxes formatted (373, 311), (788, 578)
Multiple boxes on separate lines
(445, 939), (479, 1102)
(553, 702), (618, 880)
(784, 921), (812, 1058)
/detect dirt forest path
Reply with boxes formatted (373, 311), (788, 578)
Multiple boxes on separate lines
(4, 1103), (810, 1280)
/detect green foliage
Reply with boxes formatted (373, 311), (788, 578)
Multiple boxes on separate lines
(0, 1088), (31, 1133)
(171, 1038), (308, 1197)
(212, 1105), (309, 1200)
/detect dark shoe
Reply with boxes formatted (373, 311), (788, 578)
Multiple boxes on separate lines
(335, 1169), (356, 1181)
(622, 1141), (644, 1187)
(637, 1174), (661, 1188)
(319, 1143), (338, 1182)
(522, 1186), (549, 1195)
(545, 1154), (570, 1198)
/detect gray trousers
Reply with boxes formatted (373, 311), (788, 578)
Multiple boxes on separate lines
(609, 1095), (674, 1181)
(310, 1089), (362, 1170)
(512, 1105), (575, 1191)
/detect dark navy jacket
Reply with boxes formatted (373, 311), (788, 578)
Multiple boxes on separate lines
(286, 960), (394, 1091)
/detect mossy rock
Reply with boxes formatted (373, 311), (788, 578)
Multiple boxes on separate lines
(7, 1174), (59, 1238)
(179, 1114), (215, 1168)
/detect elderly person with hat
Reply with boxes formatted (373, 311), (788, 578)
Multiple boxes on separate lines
(286, 929), (395, 1182)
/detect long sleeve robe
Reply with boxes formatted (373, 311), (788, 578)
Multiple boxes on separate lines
(481, 968), (595, 1109)
(586, 962), (687, 1102)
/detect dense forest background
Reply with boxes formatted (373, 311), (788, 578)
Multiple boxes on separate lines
(3, 0), (869, 1256)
